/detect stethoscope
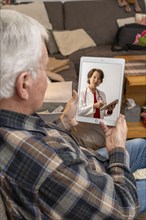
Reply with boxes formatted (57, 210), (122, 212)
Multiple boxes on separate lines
(84, 87), (103, 104)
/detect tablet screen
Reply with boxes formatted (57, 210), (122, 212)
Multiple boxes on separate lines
(76, 57), (125, 126)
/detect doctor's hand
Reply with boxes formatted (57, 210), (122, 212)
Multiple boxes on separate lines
(60, 90), (78, 129)
(94, 100), (105, 109)
(99, 114), (127, 152)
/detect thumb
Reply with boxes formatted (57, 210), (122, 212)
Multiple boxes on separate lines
(72, 90), (78, 103)
(71, 118), (78, 127)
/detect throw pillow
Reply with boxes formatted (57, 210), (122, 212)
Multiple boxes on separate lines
(47, 57), (70, 73)
(135, 13), (146, 25)
(117, 17), (135, 27)
(47, 29), (59, 55)
(2, 2), (52, 29)
(46, 71), (65, 82)
(53, 29), (96, 56)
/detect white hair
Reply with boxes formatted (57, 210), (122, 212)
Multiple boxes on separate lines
(0, 9), (48, 99)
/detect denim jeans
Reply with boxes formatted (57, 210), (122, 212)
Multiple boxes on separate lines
(97, 138), (146, 214)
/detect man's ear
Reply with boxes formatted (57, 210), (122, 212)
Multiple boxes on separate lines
(15, 71), (31, 100)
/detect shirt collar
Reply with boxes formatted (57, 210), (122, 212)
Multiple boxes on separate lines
(0, 109), (45, 132)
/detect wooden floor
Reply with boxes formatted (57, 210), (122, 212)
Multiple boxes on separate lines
(135, 212), (146, 220)
(127, 122), (146, 139)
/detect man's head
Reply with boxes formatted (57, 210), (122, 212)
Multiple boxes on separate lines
(0, 10), (49, 114)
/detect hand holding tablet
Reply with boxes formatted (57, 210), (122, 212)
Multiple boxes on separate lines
(100, 99), (119, 111)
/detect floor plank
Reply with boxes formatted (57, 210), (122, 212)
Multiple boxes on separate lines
(135, 212), (146, 220)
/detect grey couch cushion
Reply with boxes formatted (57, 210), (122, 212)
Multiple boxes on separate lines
(44, 2), (64, 30)
(47, 29), (59, 55)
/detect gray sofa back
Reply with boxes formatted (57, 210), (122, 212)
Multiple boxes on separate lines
(64, 0), (145, 45)
(45, 0), (146, 45)
(44, 1), (64, 30)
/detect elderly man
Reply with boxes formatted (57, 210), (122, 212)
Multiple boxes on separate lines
(0, 10), (146, 220)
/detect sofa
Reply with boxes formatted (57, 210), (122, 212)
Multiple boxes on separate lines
(1, 4), (146, 219)
(2, 0), (146, 88)
(44, 0), (146, 74)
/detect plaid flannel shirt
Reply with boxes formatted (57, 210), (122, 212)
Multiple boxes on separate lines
(0, 110), (139, 220)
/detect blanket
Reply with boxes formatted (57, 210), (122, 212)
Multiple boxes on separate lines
(47, 57), (70, 73)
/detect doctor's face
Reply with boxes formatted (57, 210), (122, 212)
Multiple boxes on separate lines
(89, 70), (102, 88)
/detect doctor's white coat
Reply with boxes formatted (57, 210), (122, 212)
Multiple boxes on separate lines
(78, 87), (108, 119)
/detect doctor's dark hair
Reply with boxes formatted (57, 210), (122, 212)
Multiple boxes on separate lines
(87, 68), (104, 84)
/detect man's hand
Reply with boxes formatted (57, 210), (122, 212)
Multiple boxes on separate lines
(99, 114), (127, 152)
(60, 90), (78, 129)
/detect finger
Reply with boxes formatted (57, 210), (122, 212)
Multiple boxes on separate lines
(66, 90), (78, 107)
(72, 90), (78, 98)
(116, 114), (126, 129)
(71, 118), (78, 127)
(119, 113), (125, 118)
(117, 114), (125, 123)
(72, 90), (78, 103)
(99, 121), (108, 132)
(116, 114), (128, 139)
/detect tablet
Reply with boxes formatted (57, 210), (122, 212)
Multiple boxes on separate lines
(76, 57), (125, 126)
(100, 99), (119, 111)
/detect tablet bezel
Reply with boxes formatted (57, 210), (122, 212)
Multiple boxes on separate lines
(76, 56), (125, 126)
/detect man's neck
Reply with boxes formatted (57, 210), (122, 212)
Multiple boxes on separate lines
(88, 85), (96, 93)
(0, 97), (31, 115)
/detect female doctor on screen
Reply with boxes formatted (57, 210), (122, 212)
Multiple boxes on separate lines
(78, 68), (115, 119)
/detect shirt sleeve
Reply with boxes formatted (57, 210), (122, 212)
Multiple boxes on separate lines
(39, 136), (139, 220)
